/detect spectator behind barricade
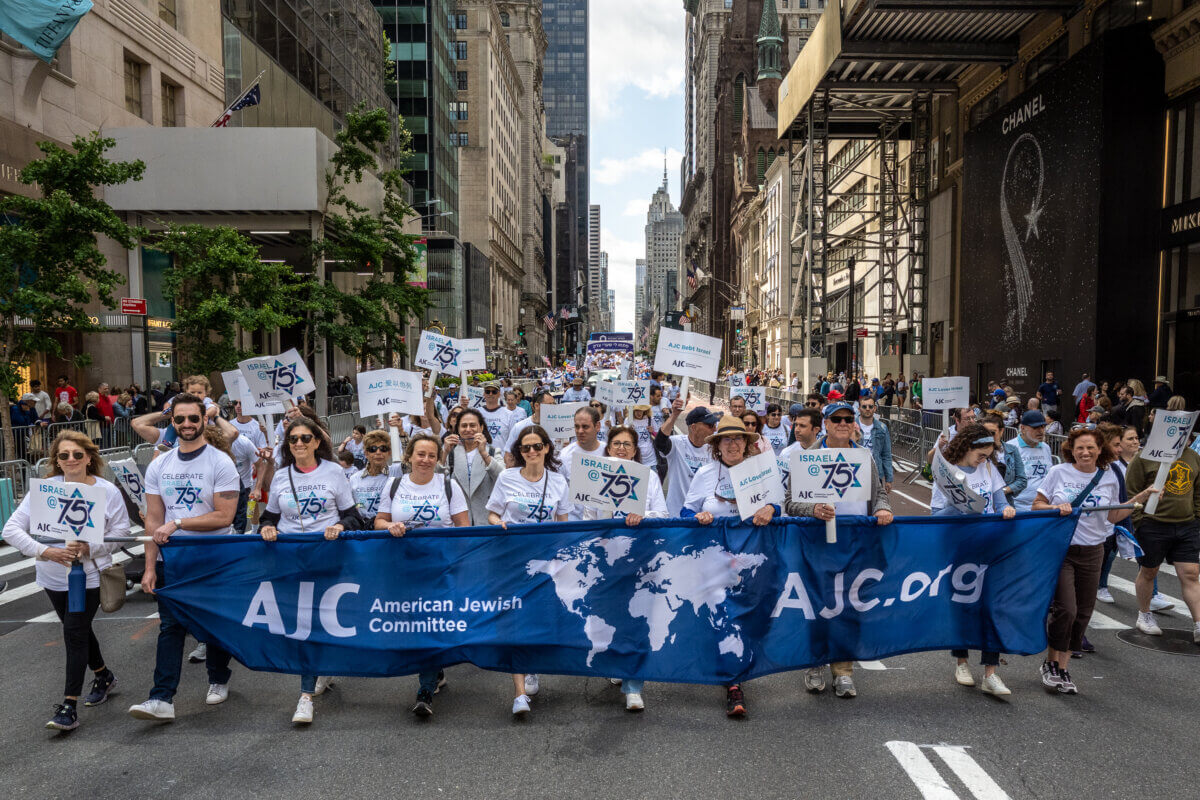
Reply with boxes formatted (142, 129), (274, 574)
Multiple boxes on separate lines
(1147, 375), (1173, 411)
(150, 381), (164, 411)
(54, 375), (79, 409)
(83, 392), (104, 445)
(10, 393), (40, 428)
(113, 393), (133, 421)
(29, 379), (52, 418)
(1120, 380), (1148, 438)
(127, 384), (148, 415)
(95, 383), (116, 424)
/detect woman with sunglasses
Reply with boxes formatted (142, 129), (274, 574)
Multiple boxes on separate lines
(761, 404), (788, 455)
(588, 399), (612, 441)
(682, 416), (777, 717)
(349, 430), (396, 520)
(258, 418), (358, 725)
(591, 425), (667, 712)
(374, 433), (469, 718)
(628, 404), (658, 467)
(443, 408), (503, 525)
(486, 425), (571, 718)
(3, 431), (130, 731)
(740, 410), (772, 456)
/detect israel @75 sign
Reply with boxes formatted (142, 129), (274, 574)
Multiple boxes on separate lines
(238, 348), (314, 405)
(567, 452), (650, 517)
(30, 480), (108, 546)
(788, 448), (872, 505)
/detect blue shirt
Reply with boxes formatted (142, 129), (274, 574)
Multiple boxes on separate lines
(1037, 382), (1060, 406)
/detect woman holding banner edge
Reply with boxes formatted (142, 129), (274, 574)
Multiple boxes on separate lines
(2, 431), (130, 731)
(683, 416), (778, 717)
(258, 417), (359, 725)
(485, 425), (572, 717)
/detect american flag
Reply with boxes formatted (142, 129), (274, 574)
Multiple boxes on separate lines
(542, 356), (551, 367)
(212, 83), (261, 127)
(543, 312), (556, 331)
(560, 306), (570, 319)
(687, 260), (697, 290)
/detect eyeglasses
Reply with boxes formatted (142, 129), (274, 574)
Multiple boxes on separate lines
(288, 434), (315, 445)
(590, 404), (603, 409)
(828, 416), (856, 425)
(173, 414), (201, 425)
(743, 421), (759, 428)
(365, 445), (388, 454)
(56, 451), (86, 461)
(519, 442), (545, 453)
(609, 440), (635, 450)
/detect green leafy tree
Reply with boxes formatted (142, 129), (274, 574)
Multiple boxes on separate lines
(153, 223), (302, 376)
(0, 133), (144, 456)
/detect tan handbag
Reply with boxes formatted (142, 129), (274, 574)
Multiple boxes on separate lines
(99, 561), (127, 612)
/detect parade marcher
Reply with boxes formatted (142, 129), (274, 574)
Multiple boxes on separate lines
(1004, 411), (1053, 512)
(374, 434), (469, 717)
(1034, 428), (1155, 694)
(980, 412), (1025, 508)
(629, 403), (658, 468)
(559, 406), (607, 520)
(856, 396), (893, 492)
(349, 430), (395, 521)
(129, 395), (241, 723)
(740, 410), (771, 455)
(647, 383), (671, 433)
(504, 389), (529, 427)
(1124, 416), (1200, 643)
(213, 416), (271, 535)
(683, 416), (778, 717)
(1097, 425), (1151, 607)
(229, 399), (268, 448)
(761, 404), (788, 455)
(786, 402), (893, 699)
(257, 417), (359, 724)
(486, 425), (572, 717)
(444, 408), (504, 525)
(654, 398), (718, 517)
(478, 384), (514, 452)
(728, 394), (747, 419)
(779, 408), (823, 469)
(562, 375), (591, 403)
(3, 431), (130, 730)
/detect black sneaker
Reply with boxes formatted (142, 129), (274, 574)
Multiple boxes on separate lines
(1039, 660), (1062, 691)
(412, 689), (434, 717)
(435, 670), (448, 695)
(45, 703), (78, 731)
(725, 684), (746, 717)
(84, 671), (116, 707)
(1057, 670), (1078, 695)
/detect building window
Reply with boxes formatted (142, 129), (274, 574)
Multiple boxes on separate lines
(968, 82), (1007, 129)
(158, 0), (177, 28)
(1024, 36), (1068, 88)
(453, 12), (467, 29)
(451, 132), (469, 146)
(500, 12), (510, 26)
(124, 57), (145, 119)
(452, 41), (467, 60)
(161, 80), (178, 127)
(450, 101), (468, 120)
(457, 70), (468, 91)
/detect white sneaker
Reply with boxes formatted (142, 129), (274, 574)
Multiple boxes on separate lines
(1136, 612), (1163, 636)
(188, 642), (207, 663)
(128, 699), (175, 721)
(981, 674), (1011, 696)
(608, 678), (623, 686)
(1096, 587), (1115, 604)
(625, 692), (645, 712)
(512, 694), (531, 717)
(292, 696), (314, 724)
(833, 675), (856, 698)
(313, 676), (334, 696)
(524, 674), (540, 696)
(954, 662), (975, 687)
(1150, 593), (1175, 612)
(205, 683), (229, 705)
(803, 667), (826, 693)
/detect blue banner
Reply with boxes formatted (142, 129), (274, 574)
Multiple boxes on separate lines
(155, 513), (1077, 685)
(0, 0), (92, 63)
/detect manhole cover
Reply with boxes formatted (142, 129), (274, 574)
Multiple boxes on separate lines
(1116, 627), (1200, 656)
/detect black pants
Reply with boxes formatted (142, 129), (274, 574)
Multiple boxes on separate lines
(45, 587), (104, 697)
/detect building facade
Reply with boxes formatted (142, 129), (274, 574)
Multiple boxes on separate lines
(644, 169), (685, 335)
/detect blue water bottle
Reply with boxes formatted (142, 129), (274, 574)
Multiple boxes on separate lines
(67, 560), (85, 613)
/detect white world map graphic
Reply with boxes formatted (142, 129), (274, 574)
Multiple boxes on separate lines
(526, 537), (767, 666)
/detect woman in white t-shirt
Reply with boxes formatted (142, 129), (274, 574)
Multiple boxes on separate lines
(1033, 428), (1155, 696)
(258, 419), (357, 726)
(629, 404), (657, 467)
(2, 431), (130, 731)
(348, 430), (394, 519)
(486, 425), (571, 719)
(934, 423), (1016, 697)
(374, 433), (468, 719)
(760, 404), (789, 456)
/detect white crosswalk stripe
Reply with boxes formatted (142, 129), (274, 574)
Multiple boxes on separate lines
(887, 741), (1012, 799)
(0, 546), (143, 609)
(1104, 575), (1191, 617)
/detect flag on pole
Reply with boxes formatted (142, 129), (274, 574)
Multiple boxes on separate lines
(687, 259), (698, 290)
(0, 0), (93, 63)
(543, 312), (556, 331)
(560, 307), (569, 319)
(212, 75), (264, 127)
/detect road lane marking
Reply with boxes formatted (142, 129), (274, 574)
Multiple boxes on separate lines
(887, 741), (1012, 800)
(890, 488), (931, 509)
(886, 741), (959, 799)
(1104, 576), (1190, 618)
(931, 745), (1012, 800)
(1086, 610), (1128, 630)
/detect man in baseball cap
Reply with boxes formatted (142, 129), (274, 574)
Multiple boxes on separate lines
(655, 398), (718, 516)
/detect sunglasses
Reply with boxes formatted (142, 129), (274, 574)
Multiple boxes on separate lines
(828, 416), (855, 425)
(56, 451), (86, 461)
(590, 404), (603, 409)
(365, 445), (388, 454)
(519, 442), (545, 453)
(173, 414), (202, 424)
(484, 389), (500, 394)
(288, 433), (315, 444)
(805, 402), (820, 408)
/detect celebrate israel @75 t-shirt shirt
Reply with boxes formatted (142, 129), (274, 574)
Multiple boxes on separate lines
(379, 474), (468, 528)
(350, 469), (391, 518)
(145, 444), (240, 536)
(265, 459), (354, 532)
(1037, 463), (1119, 546)
(486, 468), (571, 525)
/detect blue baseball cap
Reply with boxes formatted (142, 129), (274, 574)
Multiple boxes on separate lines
(822, 401), (855, 419)
(788, 402), (805, 416)
(1020, 410), (1047, 428)
(685, 407), (720, 426)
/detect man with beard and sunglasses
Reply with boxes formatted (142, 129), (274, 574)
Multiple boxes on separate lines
(129, 394), (241, 722)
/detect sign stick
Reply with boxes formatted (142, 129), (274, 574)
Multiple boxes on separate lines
(1143, 468), (1170, 516)
(260, 414), (276, 448)
(387, 414), (403, 463)
(826, 515), (837, 545)
(460, 368), (469, 405)
(426, 369), (439, 398)
(942, 408), (950, 440)
(679, 377), (690, 405)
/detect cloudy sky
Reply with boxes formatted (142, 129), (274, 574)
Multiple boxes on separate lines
(590, 0), (685, 333)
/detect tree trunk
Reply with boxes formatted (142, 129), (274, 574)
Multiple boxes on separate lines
(0, 388), (15, 465)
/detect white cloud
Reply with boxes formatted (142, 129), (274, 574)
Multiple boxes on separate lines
(595, 147), (685, 187)
(621, 197), (647, 217)
(590, 0), (685, 121)
(602, 228), (643, 333)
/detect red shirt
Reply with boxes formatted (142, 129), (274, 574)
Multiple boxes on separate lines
(55, 384), (78, 407)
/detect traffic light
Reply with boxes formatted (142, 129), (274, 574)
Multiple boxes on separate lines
(518, 325), (526, 338)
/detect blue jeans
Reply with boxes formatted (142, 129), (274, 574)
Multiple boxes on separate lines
(150, 564), (233, 702)
(301, 675), (317, 694)
(621, 679), (644, 695)
(418, 670), (441, 695)
(233, 486), (250, 534)
(952, 649), (999, 667)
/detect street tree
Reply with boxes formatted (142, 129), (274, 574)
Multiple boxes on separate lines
(0, 133), (144, 459)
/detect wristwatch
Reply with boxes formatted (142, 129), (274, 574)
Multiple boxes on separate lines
(172, 518), (183, 531)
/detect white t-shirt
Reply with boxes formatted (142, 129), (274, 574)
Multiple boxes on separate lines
(1, 476), (130, 591)
(945, 460), (1008, 515)
(230, 433), (261, 489)
(379, 474), (467, 528)
(145, 444), (240, 536)
(683, 460), (740, 518)
(649, 400), (670, 432)
(342, 436), (365, 461)
(562, 387), (591, 403)
(1037, 463), (1119, 546)
(663, 434), (713, 517)
(762, 423), (788, 455)
(485, 467), (572, 525)
(232, 417), (266, 448)
(558, 440), (606, 521)
(1010, 437), (1053, 511)
(479, 405), (513, 451)
(505, 406), (528, 427)
(402, 420), (433, 439)
(858, 421), (876, 450)
(265, 459), (354, 532)
(631, 418), (656, 466)
(349, 469), (391, 518)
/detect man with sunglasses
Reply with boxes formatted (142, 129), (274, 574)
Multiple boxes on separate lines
(785, 401), (893, 699)
(478, 384), (514, 452)
(129, 394), (241, 722)
(856, 397), (894, 492)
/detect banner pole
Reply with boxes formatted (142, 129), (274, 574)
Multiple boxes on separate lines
(1143, 469), (1170, 516)
(825, 515), (837, 544)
